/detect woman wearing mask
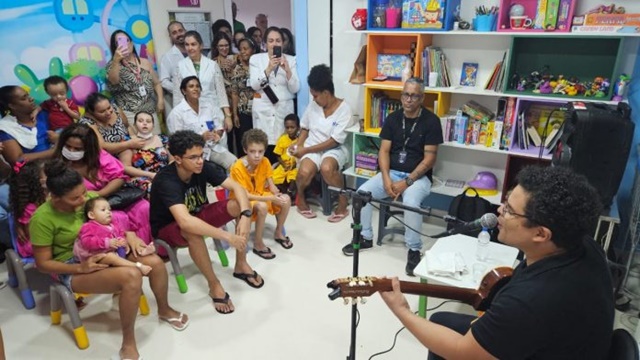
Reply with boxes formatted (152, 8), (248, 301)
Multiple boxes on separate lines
(249, 27), (300, 165)
(54, 123), (152, 244)
(172, 30), (232, 133)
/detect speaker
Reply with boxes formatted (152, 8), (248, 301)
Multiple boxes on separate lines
(552, 102), (633, 209)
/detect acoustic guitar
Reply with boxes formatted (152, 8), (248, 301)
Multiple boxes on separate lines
(327, 267), (513, 311)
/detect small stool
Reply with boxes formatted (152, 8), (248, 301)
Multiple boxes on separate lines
(376, 196), (431, 246)
(154, 237), (229, 294)
(49, 283), (149, 349)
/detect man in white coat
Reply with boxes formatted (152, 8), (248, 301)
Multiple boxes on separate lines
(159, 21), (187, 117)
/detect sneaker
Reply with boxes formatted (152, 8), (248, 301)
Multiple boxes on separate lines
(406, 249), (422, 276)
(341, 237), (373, 256)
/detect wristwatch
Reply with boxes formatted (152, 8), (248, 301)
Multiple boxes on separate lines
(240, 209), (253, 218)
(405, 177), (415, 186)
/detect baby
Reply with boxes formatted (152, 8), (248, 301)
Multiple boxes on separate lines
(40, 75), (80, 132)
(74, 197), (155, 275)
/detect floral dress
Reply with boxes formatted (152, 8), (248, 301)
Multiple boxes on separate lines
(128, 135), (170, 196)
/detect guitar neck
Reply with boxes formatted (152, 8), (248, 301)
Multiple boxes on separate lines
(392, 280), (480, 307)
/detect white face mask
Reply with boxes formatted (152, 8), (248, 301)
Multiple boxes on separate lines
(62, 147), (84, 161)
(137, 132), (154, 140)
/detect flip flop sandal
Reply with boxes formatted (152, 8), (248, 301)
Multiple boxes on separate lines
(233, 270), (265, 288)
(274, 237), (293, 249)
(210, 292), (234, 314)
(296, 207), (317, 219)
(328, 212), (349, 223)
(159, 312), (190, 330)
(252, 247), (276, 259)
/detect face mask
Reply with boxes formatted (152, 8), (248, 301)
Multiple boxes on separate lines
(62, 147), (84, 161)
(137, 132), (153, 140)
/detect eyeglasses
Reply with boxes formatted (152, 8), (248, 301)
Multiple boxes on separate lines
(183, 154), (205, 162)
(501, 200), (529, 219)
(401, 92), (422, 102)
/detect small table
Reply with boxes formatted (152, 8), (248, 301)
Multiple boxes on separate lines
(413, 234), (520, 318)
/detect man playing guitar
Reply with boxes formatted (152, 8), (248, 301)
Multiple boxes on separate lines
(381, 166), (614, 359)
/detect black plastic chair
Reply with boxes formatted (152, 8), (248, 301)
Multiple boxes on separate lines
(609, 328), (639, 360)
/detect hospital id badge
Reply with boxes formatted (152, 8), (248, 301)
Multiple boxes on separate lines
(138, 86), (147, 97)
(398, 150), (407, 164)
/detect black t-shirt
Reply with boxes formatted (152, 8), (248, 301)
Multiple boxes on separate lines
(471, 237), (614, 359)
(379, 107), (443, 179)
(150, 161), (227, 236)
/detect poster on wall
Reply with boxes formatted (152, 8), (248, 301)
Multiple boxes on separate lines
(0, 0), (155, 107)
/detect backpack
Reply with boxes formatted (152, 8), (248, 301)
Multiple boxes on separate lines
(447, 188), (495, 237)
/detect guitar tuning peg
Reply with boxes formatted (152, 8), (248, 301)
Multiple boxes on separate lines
(355, 297), (361, 304)
(343, 298), (350, 305)
(361, 297), (367, 304)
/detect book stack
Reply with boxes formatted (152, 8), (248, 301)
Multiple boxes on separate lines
(355, 151), (379, 177)
(484, 51), (508, 91)
(423, 46), (452, 87)
(462, 100), (495, 123)
(370, 93), (402, 129)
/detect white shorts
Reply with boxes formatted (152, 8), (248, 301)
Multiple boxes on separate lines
(300, 146), (349, 170)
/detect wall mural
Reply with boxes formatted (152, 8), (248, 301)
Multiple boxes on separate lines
(0, 0), (154, 107)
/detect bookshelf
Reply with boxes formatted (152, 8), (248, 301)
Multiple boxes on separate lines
(336, 0), (639, 209)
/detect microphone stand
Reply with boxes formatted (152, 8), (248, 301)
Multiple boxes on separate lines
(328, 187), (461, 360)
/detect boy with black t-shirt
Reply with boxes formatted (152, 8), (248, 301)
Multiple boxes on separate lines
(341, 78), (443, 276)
(150, 130), (263, 315)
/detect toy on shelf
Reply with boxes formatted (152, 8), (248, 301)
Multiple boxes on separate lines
(352, 8), (368, 30)
(510, 66), (612, 98)
(571, 3), (640, 33)
(612, 74), (630, 102)
(497, 0), (575, 32)
(399, 0), (461, 30)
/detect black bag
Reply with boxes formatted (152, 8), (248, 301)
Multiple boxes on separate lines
(107, 186), (146, 210)
(447, 187), (495, 237)
(262, 84), (279, 104)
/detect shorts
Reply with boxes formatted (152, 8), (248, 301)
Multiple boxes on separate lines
(300, 146), (349, 170)
(156, 200), (234, 247)
(52, 258), (80, 292)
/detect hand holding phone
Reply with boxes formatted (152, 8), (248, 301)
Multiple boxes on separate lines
(273, 46), (282, 58)
(116, 34), (129, 57)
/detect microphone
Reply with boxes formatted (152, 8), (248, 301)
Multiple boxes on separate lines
(431, 213), (498, 239)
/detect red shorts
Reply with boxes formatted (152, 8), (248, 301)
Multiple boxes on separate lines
(156, 200), (233, 247)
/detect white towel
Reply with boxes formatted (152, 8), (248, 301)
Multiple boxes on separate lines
(425, 251), (468, 280)
(0, 115), (37, 150)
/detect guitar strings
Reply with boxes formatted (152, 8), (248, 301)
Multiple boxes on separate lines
(367, 301), (461, 360)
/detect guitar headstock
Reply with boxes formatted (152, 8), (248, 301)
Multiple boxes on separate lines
(327, 276), (387, 304)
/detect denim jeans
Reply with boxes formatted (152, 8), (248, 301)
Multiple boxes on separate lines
(358, 170), (431, 251)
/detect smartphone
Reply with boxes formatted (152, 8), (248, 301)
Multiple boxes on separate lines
(116, 34), (129, 56)
(273, 45), (282, 58)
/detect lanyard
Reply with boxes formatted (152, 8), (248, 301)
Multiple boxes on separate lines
(402, 109), (421, 151)
(124, 59), (142, 83)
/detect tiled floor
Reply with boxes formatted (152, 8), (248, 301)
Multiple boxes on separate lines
(0, 202), (636, 359)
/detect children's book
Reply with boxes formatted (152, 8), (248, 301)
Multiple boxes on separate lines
(460, 62), (478, 87)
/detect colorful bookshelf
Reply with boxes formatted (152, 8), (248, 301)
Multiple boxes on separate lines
(365, 33), (432, 86)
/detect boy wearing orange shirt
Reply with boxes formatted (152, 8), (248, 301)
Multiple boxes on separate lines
(229, 129), (293, 260)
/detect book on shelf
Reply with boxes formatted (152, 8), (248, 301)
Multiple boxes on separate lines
(527, 126), (542, 147)
(460, 62), (478, 87)
(370, 93), (401, 129)
(423, 47), (452, 87)
(491, 120), (503, 149)
(355, 168), (378, 177)
(544, 126), (562, 150)
(500, 97), (516, 150)
(462, 100), (495, 123)
(484, 51), (508, 92)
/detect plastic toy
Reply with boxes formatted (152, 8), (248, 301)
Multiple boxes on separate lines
(612, 74), (630, 101)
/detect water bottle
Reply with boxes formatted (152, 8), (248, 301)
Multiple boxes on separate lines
(476, 227), (490, 261)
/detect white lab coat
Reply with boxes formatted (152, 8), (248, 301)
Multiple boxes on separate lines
(249, 53), (300, 145)
(159, 45), (185, 115)
(172, 56), (229, 112)
(166, 98), (227, 153)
